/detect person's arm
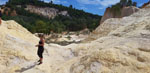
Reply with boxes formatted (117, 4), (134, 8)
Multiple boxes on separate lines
(35, 44), (39, 47)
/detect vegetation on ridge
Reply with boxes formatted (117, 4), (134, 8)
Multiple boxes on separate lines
(1, 0), (101, 33)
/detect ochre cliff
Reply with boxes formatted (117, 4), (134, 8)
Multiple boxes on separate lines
(100, 6), (139, 24)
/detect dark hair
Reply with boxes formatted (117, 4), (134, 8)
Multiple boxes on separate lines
(38, 34), (44, 38)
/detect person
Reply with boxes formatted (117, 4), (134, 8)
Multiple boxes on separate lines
(36, 34), (45, 65)
(0, 9), (2, 25)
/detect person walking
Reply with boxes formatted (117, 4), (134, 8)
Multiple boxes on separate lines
(36, 34), (45, 65)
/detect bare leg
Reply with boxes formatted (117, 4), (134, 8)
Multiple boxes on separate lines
(40, 58), (43, 62)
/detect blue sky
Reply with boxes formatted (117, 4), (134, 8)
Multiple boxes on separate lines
(0, 0), (149, 15)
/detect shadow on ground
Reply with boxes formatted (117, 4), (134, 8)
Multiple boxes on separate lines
(15, 62), (38, 73)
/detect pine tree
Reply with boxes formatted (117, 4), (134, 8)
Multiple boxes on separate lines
(127, 0), (132, 6)
(120, 0), (127, 6)
(50, 0), (53, 4)
(69, 5), (73, 8)
(132, 2), (137, 7)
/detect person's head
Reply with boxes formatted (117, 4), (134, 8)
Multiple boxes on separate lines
(38, 34), (44, 40)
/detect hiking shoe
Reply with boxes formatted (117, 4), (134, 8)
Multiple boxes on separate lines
(38, 60), (40, 62)
(38, 62), (42, 65)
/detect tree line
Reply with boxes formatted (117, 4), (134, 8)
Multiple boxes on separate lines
(1, 0), (101, 34)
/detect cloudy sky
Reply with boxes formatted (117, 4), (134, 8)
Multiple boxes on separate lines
(0, 0), (149, 15)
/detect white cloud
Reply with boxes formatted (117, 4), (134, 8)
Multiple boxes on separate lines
(81, 6), (87, 10)
(55, 0), (68, 4)
(100, 0), (120, 6)
(79, 4), (88, 10)
(44, 0), (49, 3)
(98, 7), (104, 9)
(77, 0), (120, 7)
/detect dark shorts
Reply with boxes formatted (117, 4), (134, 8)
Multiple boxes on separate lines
(37, 47), (44, 58)
(0, 12), (2, 17)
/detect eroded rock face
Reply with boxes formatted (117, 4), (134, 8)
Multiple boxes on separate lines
(60, 7), (150, 73)
(100, 6), (140, 24)
(1, 7), (17, 16)
(121, 6), (139, 17)
(0, 20), (39, 73)
(10, 10), (17, 16)
(92, 7), (142, 39)
(0, 20), (75, 73)
(100, 7), (121, 24)
(25, 5), (69, 19)
(141, 2), (150, 8)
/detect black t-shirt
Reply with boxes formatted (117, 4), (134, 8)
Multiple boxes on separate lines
(0, 11), (2, 17)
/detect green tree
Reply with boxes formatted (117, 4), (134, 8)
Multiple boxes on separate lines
(69, 5), (73, 8)
(132, 2), (137, 7)
(35, 20), (47, 33)
(49, 24), (55, 31)
(127, 0), (132, 6)
(120, 0), (127, 6)
(4, 0), (102, 33)
(50, 1), (53, 4)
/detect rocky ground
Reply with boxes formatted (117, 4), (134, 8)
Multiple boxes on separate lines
(0, 4), (150, 73)
(42, 29), (90, 46)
